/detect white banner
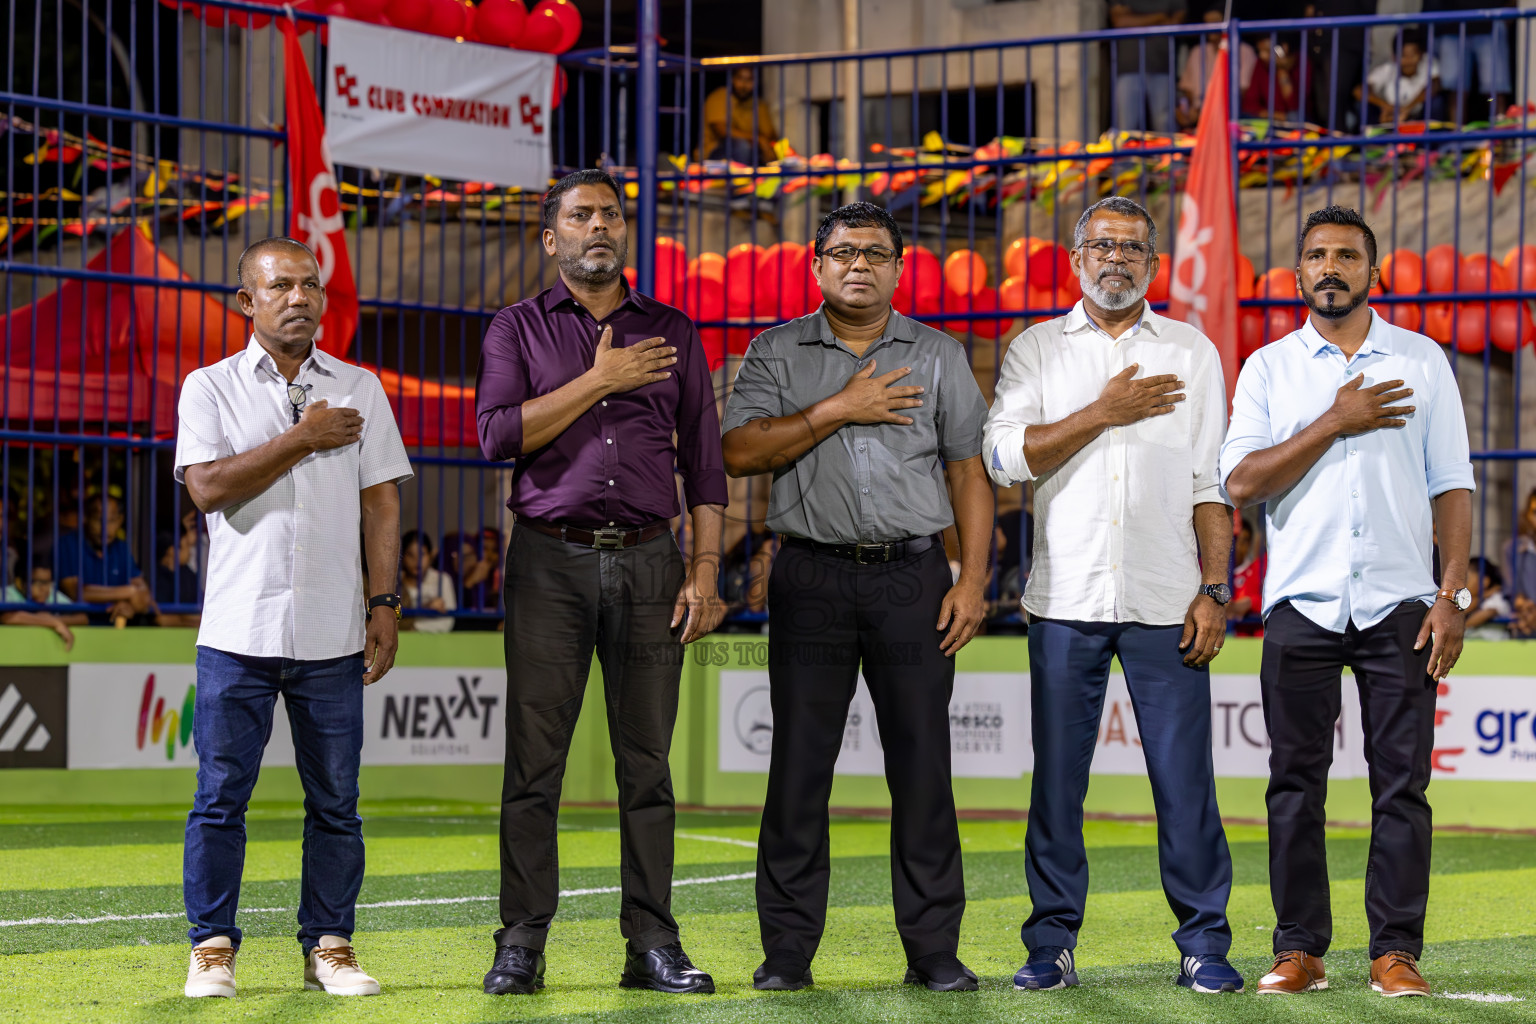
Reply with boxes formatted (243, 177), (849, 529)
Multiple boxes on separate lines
(324, 18), (554, 188)
(67, 665), (506, 769)
(717, 670), (1536, 783)
(718, 671), (1031, 779)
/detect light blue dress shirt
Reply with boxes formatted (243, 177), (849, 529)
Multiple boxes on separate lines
(1219, 311), (1475, 633)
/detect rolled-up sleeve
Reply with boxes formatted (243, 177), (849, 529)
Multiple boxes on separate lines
(982, 329), (1043, 487)
(1424, 353), (1475, 498)
(675, 321), (730, 509)
(174, 370), (234, 483)
(475, 309), (528, 463)
(1189, 338), (1231, 506)
(720, 340), (784, 433)
(1219, 354), (1273, 495)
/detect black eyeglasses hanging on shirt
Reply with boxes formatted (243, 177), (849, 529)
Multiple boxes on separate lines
(286, 382), (312, 425)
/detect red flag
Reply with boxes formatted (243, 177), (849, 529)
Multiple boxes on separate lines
(281, 19), (357, 357)
(1168, 47), (1239, 403)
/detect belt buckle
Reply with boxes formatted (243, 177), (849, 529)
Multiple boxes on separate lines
(591, 527), (626, 550)
(854, 542), (890, 565)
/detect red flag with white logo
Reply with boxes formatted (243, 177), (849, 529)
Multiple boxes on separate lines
(281, 18), (357, 358)
(1168, 47), (1238, 403)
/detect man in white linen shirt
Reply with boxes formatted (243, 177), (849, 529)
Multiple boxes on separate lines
(1221, 206), (1473, 999)
(984, 196), (1243, 996)
(174, 238), (413, 1000)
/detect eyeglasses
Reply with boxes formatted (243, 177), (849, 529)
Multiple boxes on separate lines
(1080, 238), (1155, 263)
(818, 245), (898, 266)
(286, 382), (312, 425)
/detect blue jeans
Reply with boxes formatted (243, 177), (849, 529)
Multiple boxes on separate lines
(1021, 618), (1233, 956)
(1115, 72), (1174, 134)
(184, 646), (365, 952)
(1437, 24), (1511, 98)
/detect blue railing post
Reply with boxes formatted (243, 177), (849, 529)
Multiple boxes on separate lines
(635, 0), (659, 295)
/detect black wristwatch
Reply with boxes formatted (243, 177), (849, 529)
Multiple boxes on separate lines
(368, 593), (402, 620)
(1199, 583), (1232, 606)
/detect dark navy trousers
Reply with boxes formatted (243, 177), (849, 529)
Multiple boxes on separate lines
(1021, 618), (1233, 956)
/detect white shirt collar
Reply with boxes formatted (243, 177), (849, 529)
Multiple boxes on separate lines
(1062, 299), (1163, 339)
(241, 334), (338, 379)
(1295, 309), (1393, 358)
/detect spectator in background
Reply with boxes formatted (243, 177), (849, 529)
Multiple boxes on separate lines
(1302, 0), (1374, 131)
(401, 530), (455, 634)
(701, 67), (779, 165)
(154, 528), (203, 628)
(1228, 516), (1267, 635)
(1355, 34), (1437, 123)
(1241, 36), (1300, 120)
(989, 507), (1033, 619)
(1178, 10), (1257, 129)
(1465, 558), (1511, 641)
(1424, 0), (1514, 124)
(1508, 487), (1536, 637)
(442, 530), (495, 609)
(3, 563), (84, 649)
(719, 529), (776, 618)
(1109, 0), (1185, 134)
(58, 493), (155, 624)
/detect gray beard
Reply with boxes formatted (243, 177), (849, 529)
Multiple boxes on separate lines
(558, 238), (628, 287)
(1079, 267), (1149, 310)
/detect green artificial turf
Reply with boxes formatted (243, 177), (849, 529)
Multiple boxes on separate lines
(0, 802), (1532, 1023)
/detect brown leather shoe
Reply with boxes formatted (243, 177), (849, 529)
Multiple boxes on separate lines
(1256, 950), (1327, 994)
(1370, 951), (1430, 997)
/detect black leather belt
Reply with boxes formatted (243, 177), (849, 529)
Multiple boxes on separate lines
(518, 517), (671, 550)
(782, 533), (939, 565)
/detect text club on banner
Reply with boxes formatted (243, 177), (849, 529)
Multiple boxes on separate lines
(325, 18), (554, 188)
(715, 671), (1536, 783)
(65, 666), (507, 769)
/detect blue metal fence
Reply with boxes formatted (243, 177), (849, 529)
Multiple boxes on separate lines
(3, 1), (1533, 633)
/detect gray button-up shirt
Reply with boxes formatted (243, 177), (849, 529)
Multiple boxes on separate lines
(721, 307), (987, 544)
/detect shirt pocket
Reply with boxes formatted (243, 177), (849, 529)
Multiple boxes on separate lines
(872, 407), (939, 458)
(1135, 400), (1190, 450)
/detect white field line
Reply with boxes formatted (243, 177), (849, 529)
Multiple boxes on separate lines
(0, 871), (757, 929)
(559, 824), (757, 850)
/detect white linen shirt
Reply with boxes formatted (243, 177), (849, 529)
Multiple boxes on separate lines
(984, 301), (1229, 625)
(1219, 311), (1474, 633)
(174, 337), (413, 659)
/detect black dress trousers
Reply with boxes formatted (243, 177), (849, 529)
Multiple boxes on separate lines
(1260, 599), (1437, 960)
(755, 539), (966, 963)
(495, 525), (688, 955)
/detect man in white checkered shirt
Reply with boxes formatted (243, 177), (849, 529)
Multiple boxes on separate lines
(173, 238), (413, 1000)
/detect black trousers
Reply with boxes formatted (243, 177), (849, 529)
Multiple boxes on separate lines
(756, 540), (965, 963)
(1261, 600), (1436, 960)
(496, 525), (687, 954)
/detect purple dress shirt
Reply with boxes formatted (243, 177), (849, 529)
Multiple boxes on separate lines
(476, 278), (729, 526)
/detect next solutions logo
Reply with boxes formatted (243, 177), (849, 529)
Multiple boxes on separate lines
(138, 673), (195, 761)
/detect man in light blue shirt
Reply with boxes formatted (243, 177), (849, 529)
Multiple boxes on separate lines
(1221, 206), (1474, 1000)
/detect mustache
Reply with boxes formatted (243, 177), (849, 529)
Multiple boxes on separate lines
(1098, 267), (1133, 282)
(1315, 276), (1349, 292)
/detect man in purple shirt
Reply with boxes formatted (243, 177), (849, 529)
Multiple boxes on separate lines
(475, 169), (728, 997)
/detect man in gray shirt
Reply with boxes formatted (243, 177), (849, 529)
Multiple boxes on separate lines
(721, 202), (994, 994)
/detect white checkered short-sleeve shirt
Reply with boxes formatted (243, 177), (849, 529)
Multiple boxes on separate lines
(175, 337), (414, 660)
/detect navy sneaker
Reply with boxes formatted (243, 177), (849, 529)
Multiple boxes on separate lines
(1013, 946), (1078, 990)
(1177, 954), (1245, 994)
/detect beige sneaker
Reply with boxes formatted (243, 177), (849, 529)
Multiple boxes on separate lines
(304, 935), (380, 996)
(185, 936), (237, 998)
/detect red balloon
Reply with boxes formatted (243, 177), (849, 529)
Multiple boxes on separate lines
(1491, 301), (1535, 352)
(944, 249), (986, 296)
(999, 275), (1027, 315)
(758, 242), (811, 319)
(652, 237), (687, 307)
(474, 0), (525, 43)
(622, 266), (638, 289)
(1380, 249), (1424, 295)
(895, 246), (943, 314)
(725, 242), (765, 310)
(963, 286), (1005, 340)
(1423, 301), (1455, 343)
(1235, 253), (1255, 299)
(1255, 267), (1302, 334)
(1146, 257), (1171, 304)
(1461, 253), (1513, 295)
(1238, 308), (1265, 359)
(1377, 300), (1422, 333)
(346, 0), (389, 18)
(1061, 272), (1083, 303)
(1026, 286), (1074, 324)
(683, 270), (727, 365)
(1504, 245), (1536, 294)
(520, 4), (564, 51)
(385, 0), (434, 33)
(1453, 303), (1488, 353)
(688, 252), (725, 284)
(532, 0), (581, 52)
(424, 0), (469, 37)
(1026, 239), (1072, 291)
(1003, 237), (1034, 281)
(1423, 244), (1461, 294)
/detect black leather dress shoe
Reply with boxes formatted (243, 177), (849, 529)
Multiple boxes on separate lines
(904, 951), (979, 992)
(484, 944), (545, 995)
(753, 949), (813, 991)
(619, 942), (716, 994)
